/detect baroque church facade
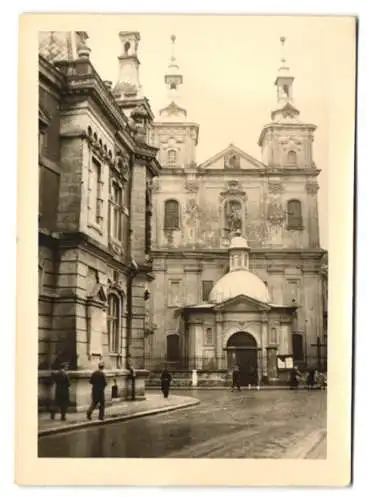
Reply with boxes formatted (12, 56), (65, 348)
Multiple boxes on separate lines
(147, 36), (327, 385)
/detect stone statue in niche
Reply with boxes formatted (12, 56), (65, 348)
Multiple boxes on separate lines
(225, 200), (242, 234)
(224, 153), (240, 169)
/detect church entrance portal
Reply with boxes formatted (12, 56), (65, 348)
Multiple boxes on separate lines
(226, 332), (258, 386)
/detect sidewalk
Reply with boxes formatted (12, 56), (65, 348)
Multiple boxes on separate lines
(38, 393), (199, 437)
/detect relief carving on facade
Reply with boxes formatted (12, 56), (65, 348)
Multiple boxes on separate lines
(267, 200), (285, 226)
(268, 180), (284, 194)
(184, 177), (199, 193)
(224, 153), (240, 169)
(305, 180), (319, 194)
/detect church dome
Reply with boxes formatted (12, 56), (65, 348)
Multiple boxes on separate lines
(209, 269), (270, 304)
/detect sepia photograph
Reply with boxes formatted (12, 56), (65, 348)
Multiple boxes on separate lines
(16, 13), (355, 486)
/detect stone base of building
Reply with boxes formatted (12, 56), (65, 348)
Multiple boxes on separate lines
(38, 369), (149, 413)
(146, 369), (292, 388)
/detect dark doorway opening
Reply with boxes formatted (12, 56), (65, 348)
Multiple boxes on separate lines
(226, 331), (258, 386)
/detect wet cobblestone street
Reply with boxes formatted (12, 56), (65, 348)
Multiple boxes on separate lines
(38, 389), (326, 459)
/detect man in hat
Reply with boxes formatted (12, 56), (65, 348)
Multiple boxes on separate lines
(50, 362), (70, 421)
(87, 361), (107, 421)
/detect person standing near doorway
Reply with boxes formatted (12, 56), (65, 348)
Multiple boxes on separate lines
(87, 362), (107, 421)
(231, 364), (241, 391)
(160, 365), (172, 398)
(50, 362), (70, 421)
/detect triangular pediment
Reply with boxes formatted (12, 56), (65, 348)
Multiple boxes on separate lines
(199, 143), (265, 170)
(88, 283), (107, 302)
(214, 294), (271, 312)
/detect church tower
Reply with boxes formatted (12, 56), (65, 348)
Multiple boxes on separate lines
(258, 37), (317, 170)
(112, 31), (155, 142)
(153, 35), (199, 168)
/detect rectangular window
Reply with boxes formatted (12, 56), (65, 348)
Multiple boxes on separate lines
(107, 294), (120, 353)
(111, 183), (122, 241)
(205, 327), (214, 345)
(91, 158), (102, 223)
(202, 281), (213, 302)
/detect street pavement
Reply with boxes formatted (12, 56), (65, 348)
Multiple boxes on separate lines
(38, 389), (326, 459)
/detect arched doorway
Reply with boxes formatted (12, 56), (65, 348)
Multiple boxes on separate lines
(226, 331), (258, 386)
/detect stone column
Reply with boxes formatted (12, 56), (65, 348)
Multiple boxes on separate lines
(187, 322), (197, 369)
(184, 261), (202, 306)
(130, 273), (146, 369)
(215, 313), (223, 369)
(279, 322), (290, 354)
(266, 346), (278, 381)
(261, 313), (268, 377)
(130, 159), (147, 265)
(305, 181), (320, 249)
(151, 258), (166, 367)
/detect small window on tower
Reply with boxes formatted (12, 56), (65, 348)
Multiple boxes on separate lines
(170, 82), (177, 90)
(124, 41), (131, 55)
(287, 150), (297, 165)
(167, 149), (177, 168)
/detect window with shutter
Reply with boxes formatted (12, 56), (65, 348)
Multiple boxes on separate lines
(287, 199), (303, 228)
(164, 199), (179, 229)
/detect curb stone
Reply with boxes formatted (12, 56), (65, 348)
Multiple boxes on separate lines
(38, 398), (200, 437)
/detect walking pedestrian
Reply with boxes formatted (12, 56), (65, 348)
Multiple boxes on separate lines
(160, 365), (172, 398)
(86, 362), (107, 421)
(231, 364), (241, 391)
(50, 362), (70, 421)
(289, 365), (302, 390)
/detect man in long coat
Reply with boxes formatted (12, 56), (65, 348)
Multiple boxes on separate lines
(86, 362), (107, 421)
(50, 362), (70, 421)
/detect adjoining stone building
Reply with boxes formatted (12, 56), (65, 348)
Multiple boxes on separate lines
(38, 31), (160, 410)
(147, 36), (327, 385)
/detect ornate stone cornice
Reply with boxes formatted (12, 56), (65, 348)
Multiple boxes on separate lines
(305, 180), (320, 194)
(219, 180), (247, 202)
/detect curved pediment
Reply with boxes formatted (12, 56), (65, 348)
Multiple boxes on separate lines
(199, 143), (266, 170)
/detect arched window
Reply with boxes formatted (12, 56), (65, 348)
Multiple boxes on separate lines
(292, 333), (304, 361)
(107, 294), (120, 353)
(287, 150), (297, 165)
(124, 41), (131, 55)
(164, 199), (179, 229)
(287, 199), (303, 228)
(167, 149), (177, 167)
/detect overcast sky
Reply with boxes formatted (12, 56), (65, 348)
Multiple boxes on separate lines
(84, 15), (344, 249)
